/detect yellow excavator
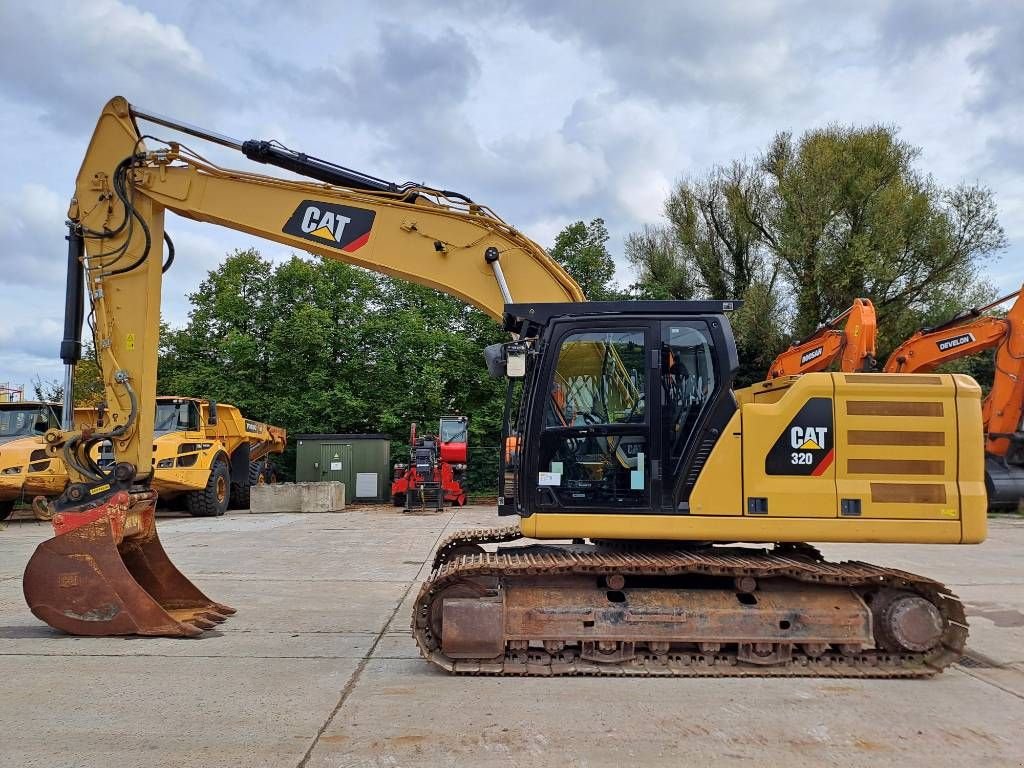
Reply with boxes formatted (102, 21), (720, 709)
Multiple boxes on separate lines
(25, 97), (984, 677)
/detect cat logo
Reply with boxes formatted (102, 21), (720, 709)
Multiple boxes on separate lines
(791, 426), (828, 451)
(283, 200), (375, 252)
(302, 207), (351, 242)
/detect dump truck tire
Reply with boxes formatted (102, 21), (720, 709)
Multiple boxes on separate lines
(187, 459), (230, 517)
(0, 499), (15, 522)
(231, 460), (276, 510)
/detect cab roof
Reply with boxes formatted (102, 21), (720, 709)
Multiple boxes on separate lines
(503, 300), (742, 333)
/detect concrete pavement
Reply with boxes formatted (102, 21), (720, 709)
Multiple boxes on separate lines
(1, 507), (1022, 767)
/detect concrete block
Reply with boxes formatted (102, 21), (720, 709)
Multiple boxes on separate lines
(251, 482), (345, 513)
(300, 481), (345, 512)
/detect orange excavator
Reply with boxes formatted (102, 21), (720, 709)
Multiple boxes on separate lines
(767, 298), (877, 379)
(884, 286), (1024, 508)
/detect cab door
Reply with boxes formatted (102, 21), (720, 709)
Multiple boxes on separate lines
(530, 322), (656, 511)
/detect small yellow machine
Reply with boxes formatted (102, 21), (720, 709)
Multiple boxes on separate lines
(142, 396), (285, 516)
(0, 401), (66, 520)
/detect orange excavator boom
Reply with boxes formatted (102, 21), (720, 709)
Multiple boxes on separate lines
(884, 286), (1024, 507)
(767, 298), (877, 379)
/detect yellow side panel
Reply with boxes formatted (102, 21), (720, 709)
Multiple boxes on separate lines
(953, 374), (987, 543)
(688, 410), (742, 515)
(834, 373), (960, 520)
(741, 374), (837, 517)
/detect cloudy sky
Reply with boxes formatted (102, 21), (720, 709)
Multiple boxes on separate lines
(0, 0), (1021, 388)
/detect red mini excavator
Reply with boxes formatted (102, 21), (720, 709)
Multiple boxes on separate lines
(885, 286), (1024, 508)
(391, 416), (469, 511)
(767, 298), (877, 379)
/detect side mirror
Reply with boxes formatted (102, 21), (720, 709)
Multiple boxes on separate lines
(208, 400), (218, 426)
(483, 343), (506, 378)
(483, 342), (527, 378)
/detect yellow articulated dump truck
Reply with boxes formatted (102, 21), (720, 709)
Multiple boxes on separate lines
(0, 401), (66, 520)
(138, 396), (286, 516)
(1, 397), (284, 519)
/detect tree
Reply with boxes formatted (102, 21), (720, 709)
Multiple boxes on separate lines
(159, 250), (509, 488)
(71, 342), (105, 406)
(30, 376), (62, 403)
(628, 124), (1006, 382)
(753, 126), (1005, 344)
(548, 218), (624, 300)
(627, 169), (786, 385)
(624, 225), (695, 300)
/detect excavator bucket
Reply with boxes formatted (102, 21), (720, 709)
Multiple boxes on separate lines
(23, 489), (234, 637)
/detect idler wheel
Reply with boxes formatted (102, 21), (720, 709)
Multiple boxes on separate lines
(874, 591), (945, 653)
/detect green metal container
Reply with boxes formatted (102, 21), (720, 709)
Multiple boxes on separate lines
(294, 434), (391, 503)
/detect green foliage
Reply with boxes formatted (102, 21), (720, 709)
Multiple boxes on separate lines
(30, 376), (62, 403)
(72, 342), (105, 406)
(628, 124), (1006, 383)
(158, 249), (506, 486)
(466, 445), (501, 499)
(549, 218), (624, 300)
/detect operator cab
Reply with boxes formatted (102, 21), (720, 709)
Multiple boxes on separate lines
(153, 398), (201, 435)
(491, 301), (740, 516)
(439, 415), (468, 464)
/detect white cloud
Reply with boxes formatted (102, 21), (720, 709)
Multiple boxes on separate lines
(0, 0), (1022, 387)
(0, 182), (69, 289)
(0, 0), (217, 129)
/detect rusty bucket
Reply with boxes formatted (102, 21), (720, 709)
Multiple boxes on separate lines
(23, 489), (234, 637)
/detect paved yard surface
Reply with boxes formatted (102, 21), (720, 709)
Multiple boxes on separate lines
(1, 506), (1022, 767)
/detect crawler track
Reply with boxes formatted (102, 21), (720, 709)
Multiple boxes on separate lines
(432, 524), (523, 571)
(414, 531), (966, 678)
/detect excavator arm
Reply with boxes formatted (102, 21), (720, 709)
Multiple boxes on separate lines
(54, 96), (582, 485)
(23, 96), (582, 638)
(767, 298), (877, 379)
(883, 286), (1024, 460)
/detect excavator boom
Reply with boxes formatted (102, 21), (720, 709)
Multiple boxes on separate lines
(883, 286), (1024, 507)
(24, 96), (582, 638)
(767, 298), (876, 379)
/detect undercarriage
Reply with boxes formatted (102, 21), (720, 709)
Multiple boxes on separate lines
(413, 527), (966, 677)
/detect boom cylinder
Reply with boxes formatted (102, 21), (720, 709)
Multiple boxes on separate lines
(485, 247), (514, 305)
(60, 225), (85, 429)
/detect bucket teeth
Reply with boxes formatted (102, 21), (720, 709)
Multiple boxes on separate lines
(22, 489), (235, 638)
(176, 623), (205, 639)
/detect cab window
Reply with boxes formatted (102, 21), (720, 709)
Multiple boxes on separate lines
(662, 323), (717, 472)
(538, 328), (649, 507)
(154, 401), (201, 434)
